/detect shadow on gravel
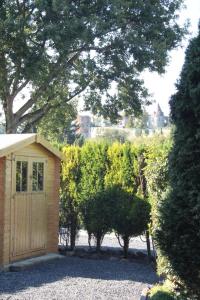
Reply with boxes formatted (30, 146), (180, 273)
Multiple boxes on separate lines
(74, 245), (151, 254)
(0, 256), (158, 296)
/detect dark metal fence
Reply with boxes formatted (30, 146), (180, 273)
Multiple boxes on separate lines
(59, 227), (70, 246)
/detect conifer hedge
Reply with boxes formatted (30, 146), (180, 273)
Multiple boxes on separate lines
(79, 142), (109, 251)
(60, 145), (81, 249)
(155, 26), (200, 298)
(60, 138), (169, 257)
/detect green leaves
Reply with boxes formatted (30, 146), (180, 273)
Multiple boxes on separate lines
(60, 144), (82, 248)
(111, 186), (150, 238)
(0, 0), (186, 132)
(105, 142), (137, 193)
(36, 101), (77, 144)
(61, 139), (160, 254)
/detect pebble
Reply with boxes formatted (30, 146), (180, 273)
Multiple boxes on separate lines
(0, 256), (157, 300)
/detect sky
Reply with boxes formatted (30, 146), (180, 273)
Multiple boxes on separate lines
(144, 0), (200, 116)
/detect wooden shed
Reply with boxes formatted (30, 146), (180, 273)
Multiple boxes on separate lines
(0, 134), (62, 266)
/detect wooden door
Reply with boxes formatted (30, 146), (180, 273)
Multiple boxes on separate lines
(30, 158), (47, 251)
(11, 156), (47, 258)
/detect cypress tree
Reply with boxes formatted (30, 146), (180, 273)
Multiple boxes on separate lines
(79, 142), (109, 251)
(156, 23), (200, 298)
(61, 145), (82, 250)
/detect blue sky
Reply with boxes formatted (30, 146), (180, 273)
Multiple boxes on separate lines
(144, 0), (200, 116)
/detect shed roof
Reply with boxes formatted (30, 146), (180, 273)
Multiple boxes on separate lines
(0, 134), (63, 159)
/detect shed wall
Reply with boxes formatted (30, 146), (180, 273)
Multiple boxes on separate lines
(2, 142), (60, 265)
(47, 156), (60, 253)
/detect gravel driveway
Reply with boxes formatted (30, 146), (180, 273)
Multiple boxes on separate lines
(0, 256), (157, 300)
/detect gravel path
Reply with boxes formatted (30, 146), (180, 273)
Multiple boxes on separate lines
(0, 257), (157, 300)
(75, 230), (151, 253)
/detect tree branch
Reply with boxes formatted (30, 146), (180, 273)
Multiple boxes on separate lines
(14, 48), (87, 123)
(14, 96), (36, 120)
(16, 0), (20, 11)
(18, 82), (89, 129)
(67, 52), (81, 65)
(22, 112), (46, 133)
(68, 44), (114, 55)
(66, 84), (89, 102)
(11, 79), (29, 100)
(14, 63), (59, 120)
(19, 103), (50, 127)
(10, 56), (22, 94)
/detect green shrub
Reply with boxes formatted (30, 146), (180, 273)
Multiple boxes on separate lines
(60, 137), (173, 260)
(80, 189), (114, 251)
(105, 142), (137, 193)
(149, 284), (176, 300)
(144, 138), (171, 273)
(110, 186), (150, 257)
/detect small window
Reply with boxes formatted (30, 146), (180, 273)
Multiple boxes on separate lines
(16, 161), (28, 192)
(32, 162), (44, 191)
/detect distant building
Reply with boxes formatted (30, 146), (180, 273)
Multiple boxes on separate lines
(0, 125), (5, 134)
(76, 115), (91, 138)
(149, 104), (169, 129)
(76, 104), (169, 140)
(92, 115), (112, 127)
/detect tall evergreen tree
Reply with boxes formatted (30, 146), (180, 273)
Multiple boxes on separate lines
(156, 23), (200, 298)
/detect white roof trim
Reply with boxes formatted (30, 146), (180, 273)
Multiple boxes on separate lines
(0, 134), (63, 160)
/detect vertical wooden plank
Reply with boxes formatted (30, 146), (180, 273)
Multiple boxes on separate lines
(30, 193), (46, 250)
(0, 157), (5, 266)
(3, 155), (12, 265)
(11, 156), (31, 257)
(30, 157), (47, 251)
(46, 157), (60, 253)
(13, 193), (30, 255)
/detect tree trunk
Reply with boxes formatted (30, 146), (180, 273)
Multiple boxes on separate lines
(69, 210), (78, 250)
(146, 230), (151, 262)
(6, 121), (17, 133)
(138, 154), (151, 262)
(3, 97), (17, 133)
(88, 232), (92, 248)
(70, 224), (76, 251)
(96, 232), (102, 253)
(123, 236), (129, 258)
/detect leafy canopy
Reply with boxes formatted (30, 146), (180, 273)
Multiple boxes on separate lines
(36, 102), (77, 144)
(0, 0), (186, 132)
